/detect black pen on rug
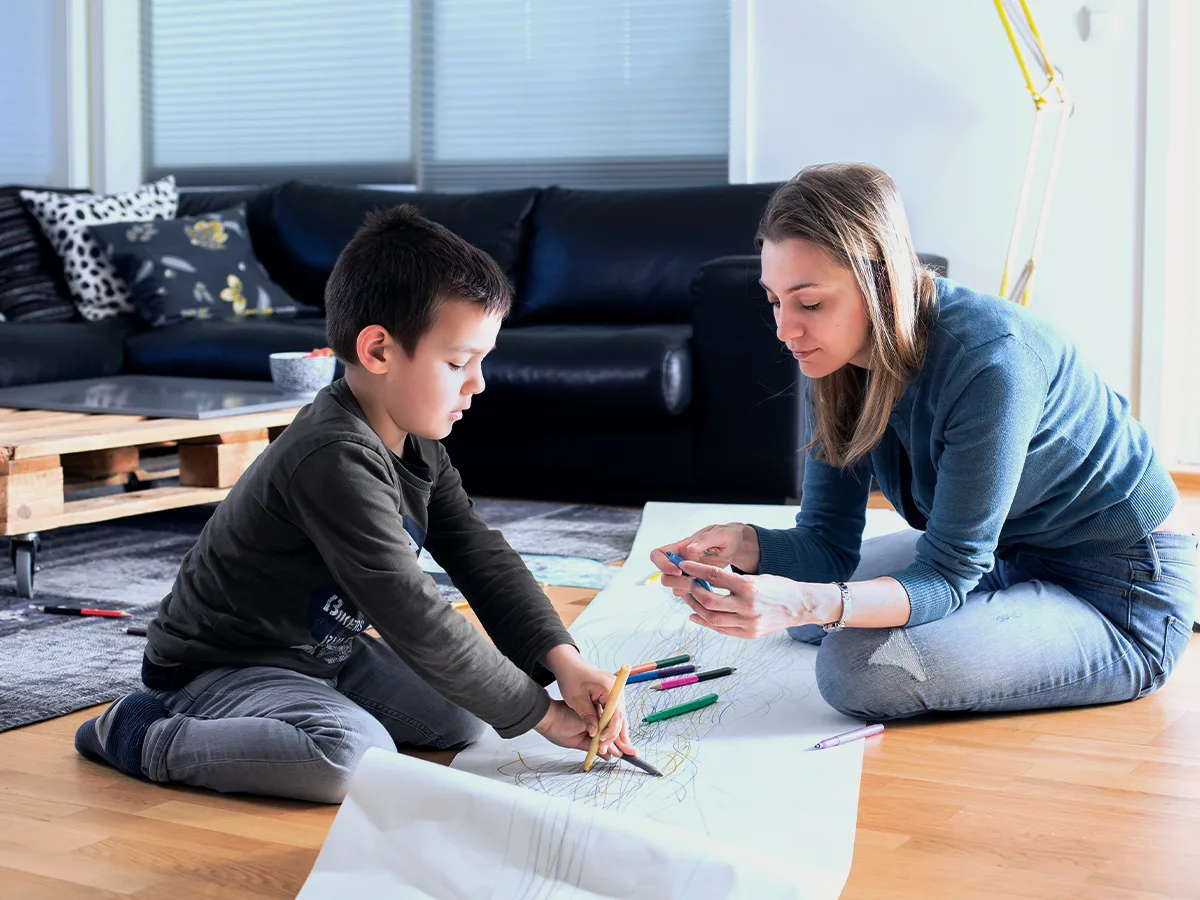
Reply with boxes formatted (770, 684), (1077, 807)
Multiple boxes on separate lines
(121, 626), (148, 637)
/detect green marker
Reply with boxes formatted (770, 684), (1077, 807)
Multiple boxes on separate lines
(642, 693), (719, 724)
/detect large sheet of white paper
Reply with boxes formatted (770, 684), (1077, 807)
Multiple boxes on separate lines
(301, 502), (913, 899)
(449, 504), (913, 896)
(299, 747), (810, 900)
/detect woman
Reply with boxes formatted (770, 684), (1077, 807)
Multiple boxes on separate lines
(652, 163), (1196, 721)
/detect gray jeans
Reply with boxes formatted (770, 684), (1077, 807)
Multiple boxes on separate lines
(142, 634), (486, 803)
(791, 529), (1198, 719)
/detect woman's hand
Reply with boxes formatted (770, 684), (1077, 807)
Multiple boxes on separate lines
(672, 560), (842, 639)
(650, 522), (761, 584)
(541, 645), (636, 758)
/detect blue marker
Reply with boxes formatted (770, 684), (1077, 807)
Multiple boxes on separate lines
(665, 551), (713, 592)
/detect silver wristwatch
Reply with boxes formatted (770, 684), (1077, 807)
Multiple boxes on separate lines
(822, 581), (852, 633)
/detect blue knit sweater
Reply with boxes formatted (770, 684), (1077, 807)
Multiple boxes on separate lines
(752, 278), (1177, 626)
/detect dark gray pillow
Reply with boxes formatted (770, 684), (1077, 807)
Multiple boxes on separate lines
(0, 188), (77, 323)
(89, 204), (308, 327)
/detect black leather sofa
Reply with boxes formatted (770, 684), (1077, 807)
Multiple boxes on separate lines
(0, 180), (946, 504)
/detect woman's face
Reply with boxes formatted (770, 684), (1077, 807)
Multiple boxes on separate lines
(760, 238), (873, 377)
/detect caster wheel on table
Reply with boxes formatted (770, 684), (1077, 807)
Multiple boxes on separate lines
(9, 534), (40, 599)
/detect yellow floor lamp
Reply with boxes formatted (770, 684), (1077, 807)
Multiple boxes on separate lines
(994, 0), (1072, 306)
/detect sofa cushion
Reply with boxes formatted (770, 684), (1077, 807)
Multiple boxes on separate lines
(0, 319), (142, 388)
(176, 186), (284, 272)
(124, 317), (331, 381)
(263, 181), (538, 309)
(469, 324), (692, 424)
(19, 177), (179, 322)
(513, 183), (779, 326)
(176, 186), (276, 219)
(0, 186), (78, 323)
(90, 204), (306, 327)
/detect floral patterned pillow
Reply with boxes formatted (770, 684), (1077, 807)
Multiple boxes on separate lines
(88, 204), (307, 327)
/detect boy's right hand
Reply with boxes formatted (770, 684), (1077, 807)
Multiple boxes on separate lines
(651, 523), (761, 594)
(534, 699), (616, 759)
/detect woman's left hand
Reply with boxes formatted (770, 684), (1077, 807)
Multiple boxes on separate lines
(673, 560), (834, 639)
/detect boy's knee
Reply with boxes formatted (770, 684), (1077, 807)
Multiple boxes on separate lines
(436, 706), (487, 750)
(303, 765), (358, 804)
(814, 628), (927, 721)
(305, 715), (396, 804)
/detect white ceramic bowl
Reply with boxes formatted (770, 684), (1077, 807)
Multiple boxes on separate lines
(269, 351), (337, 397)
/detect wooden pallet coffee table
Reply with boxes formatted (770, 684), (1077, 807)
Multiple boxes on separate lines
(0, 405), (302, 597)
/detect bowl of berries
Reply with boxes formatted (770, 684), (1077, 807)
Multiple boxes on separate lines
(269, 347), (337, 398)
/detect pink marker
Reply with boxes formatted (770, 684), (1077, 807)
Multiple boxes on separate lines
(653, 666), (736, 690)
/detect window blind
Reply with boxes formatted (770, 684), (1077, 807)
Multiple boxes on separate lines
(0, 0), (69, 186)
(416, 0), (729, 191)
(142, 0), (413, 186)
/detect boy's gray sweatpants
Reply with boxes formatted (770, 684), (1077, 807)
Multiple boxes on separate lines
(141, 634), (487, 803)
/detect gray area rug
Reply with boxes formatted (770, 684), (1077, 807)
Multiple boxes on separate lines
(0, 499), (642, 732)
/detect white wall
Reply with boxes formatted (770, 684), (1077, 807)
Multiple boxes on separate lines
(0, 0), (71, 185)
(732, 0), (1144, 402)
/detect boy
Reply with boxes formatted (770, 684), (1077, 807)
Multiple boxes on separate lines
(75, 206), (634, 803)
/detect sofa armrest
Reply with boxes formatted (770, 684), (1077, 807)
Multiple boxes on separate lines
(690, 255), (805, 502)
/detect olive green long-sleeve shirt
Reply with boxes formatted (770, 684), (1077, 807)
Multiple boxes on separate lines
(145, 379), (574, 738)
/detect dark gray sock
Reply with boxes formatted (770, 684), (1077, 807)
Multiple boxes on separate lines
(74, 692), (168, 778)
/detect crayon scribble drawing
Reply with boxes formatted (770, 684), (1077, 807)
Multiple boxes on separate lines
(492, 600), (805, 818)
(452, 582), (863, 862)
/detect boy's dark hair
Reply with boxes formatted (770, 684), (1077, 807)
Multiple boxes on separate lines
(324, 204), (512, 361)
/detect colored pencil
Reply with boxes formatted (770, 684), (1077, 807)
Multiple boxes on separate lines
(642, 693), (719, 724)
(38, 605), (132, 618)
(619, 754), (663, 777)
(813, 723), (885, 750)
(584, 664), (631, 772)
(665, 551), (713, 591)
(628, 653), (691, 675)
(653, 666), (737, 690)
(627, 664), (696, 684)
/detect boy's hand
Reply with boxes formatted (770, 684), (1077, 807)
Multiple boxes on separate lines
(533, 699), (608, 755)
(542, 645), (637, 759)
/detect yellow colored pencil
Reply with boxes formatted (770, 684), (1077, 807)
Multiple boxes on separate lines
(583, 663), (631, 772)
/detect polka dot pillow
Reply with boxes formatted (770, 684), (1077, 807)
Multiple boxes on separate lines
(19, 177), (179, 321)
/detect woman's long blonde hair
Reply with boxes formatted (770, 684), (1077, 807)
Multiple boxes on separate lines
(755, 163), (939, 469)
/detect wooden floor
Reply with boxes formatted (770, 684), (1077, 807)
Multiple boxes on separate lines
(2, 510), (1199, 898)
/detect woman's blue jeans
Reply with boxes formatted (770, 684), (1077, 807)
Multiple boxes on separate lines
(789, 529), (1198, 720)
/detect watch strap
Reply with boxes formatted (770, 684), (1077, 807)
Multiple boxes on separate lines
(822, 581), (852, 633)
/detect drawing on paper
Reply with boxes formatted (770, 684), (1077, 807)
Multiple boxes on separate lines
(485, 586), (813, 821)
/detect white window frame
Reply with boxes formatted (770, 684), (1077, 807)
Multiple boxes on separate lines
(1135, 0), (1193, 470)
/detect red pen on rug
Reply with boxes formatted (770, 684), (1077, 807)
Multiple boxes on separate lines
(38, 605), (132, 619)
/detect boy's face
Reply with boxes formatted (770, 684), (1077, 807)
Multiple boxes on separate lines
(381, 299), (501, 441)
